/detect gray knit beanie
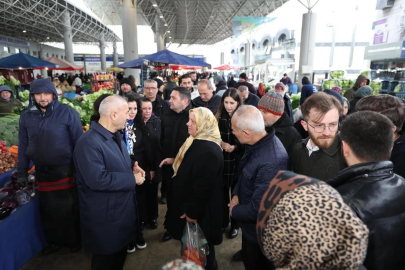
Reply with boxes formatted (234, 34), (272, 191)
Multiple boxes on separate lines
(258, 92), (284, 116)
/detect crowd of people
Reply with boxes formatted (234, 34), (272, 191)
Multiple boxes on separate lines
(14, 71), (405, 270)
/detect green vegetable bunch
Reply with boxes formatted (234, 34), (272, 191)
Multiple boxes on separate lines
(10, 76), (20, 86)
(19, 90), (30, 102)
(330, 71), (345, 79)
(290, 93), (301, 110)
(0, 114), (20, 147)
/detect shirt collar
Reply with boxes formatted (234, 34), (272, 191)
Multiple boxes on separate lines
(306, 139), (320, 156)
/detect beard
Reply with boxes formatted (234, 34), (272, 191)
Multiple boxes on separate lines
(308, 130), (336, 149)
(36, 102), (50, 110)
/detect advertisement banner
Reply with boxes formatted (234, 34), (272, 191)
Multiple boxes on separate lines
(372, 6), (405, 45)
(232, 17), (276, 38)
(364, 41), (405, 60)
(0, 36), (30, 50)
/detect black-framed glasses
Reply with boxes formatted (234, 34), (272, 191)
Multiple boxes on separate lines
(306, 121), (339, 133)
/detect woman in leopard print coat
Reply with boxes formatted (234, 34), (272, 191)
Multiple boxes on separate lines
(257, 171), (369, 270)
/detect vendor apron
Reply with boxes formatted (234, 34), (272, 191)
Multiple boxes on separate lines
(36, 163), (81, 247)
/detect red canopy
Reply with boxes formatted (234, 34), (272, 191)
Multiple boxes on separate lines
(36, 56), (84, 71)
(213, 64), (238, 70)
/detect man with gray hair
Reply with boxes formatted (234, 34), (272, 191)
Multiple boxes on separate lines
(74, 95), (145, 270)
(144, 79), (168, 118)
(229, 105), (289, 269)
(192, 78), (222, 114)
(238, 85), (259, 107)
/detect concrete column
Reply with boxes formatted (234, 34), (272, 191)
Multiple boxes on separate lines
(120, 0), (139, 79)
(329, 25), (336, 67)
(349, 24), (357, 67)
(245, 42), (251, 67)
(113, 41), (119, 67)
(203, 57), (208, 72)
(155, 15), (165, 51)
(39, 50), (48, 78)
(100, 32), (106, 72)
(298, 12), (317, 87)
(63, 10), (74, 63)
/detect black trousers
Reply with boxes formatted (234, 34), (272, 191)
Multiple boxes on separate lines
(222, 175), (239, 230)
(136, 182), (159, 222)
(91, 247), (127, 270)
(242, 235), (275, 270)
(206, 244), (218, 270)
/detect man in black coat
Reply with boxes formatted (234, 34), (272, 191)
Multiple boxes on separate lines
(192, 79), (222, 114)
(327, 111), (405, 270)
(159, 87), (192, 242)
(143, 79), (169, 118)
(163, 76), (178, 100)
(237, 85), (259, 107)
(258, 92), (302, 158)
(291, 92), (346, 181)
(234, 73), (256, 95)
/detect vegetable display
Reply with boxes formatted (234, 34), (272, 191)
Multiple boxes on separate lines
(0, 152), (17, 174)
(60, 90), (111, 125)
(330, 70), (345, 79)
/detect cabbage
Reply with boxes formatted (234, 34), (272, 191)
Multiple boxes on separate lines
(0, 187), (14, 201)
(28, 175), (36, 184)
(15, 190), (31, 205)
(23, 186), (36, 196)
(330, 70), (345, 79)
(290, 93), (301, 110)
(1, 199), (18, 209)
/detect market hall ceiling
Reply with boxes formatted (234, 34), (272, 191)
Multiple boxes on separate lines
(83, 0), (289, 45)
(0, 0), (121, 44)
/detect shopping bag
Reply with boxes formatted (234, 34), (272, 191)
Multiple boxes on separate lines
(181, 222), (209, 268)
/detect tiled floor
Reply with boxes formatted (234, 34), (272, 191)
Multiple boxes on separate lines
(21, 200), (244, 270)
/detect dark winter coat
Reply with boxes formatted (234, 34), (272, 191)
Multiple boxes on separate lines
(0, 87), (23, 116)
(161, 103), (192, 159)
(17, 82), (82, 178)
(227, 79), (236, 88)
(145, 114), (162, 184)
(243, 93), (260, 107)
(232, 128), (289, 244)
(283, 94), (294, 124)
(327, 161), (405, 270)
(291, 134), (346, 181)
(125, 121), (155, 180)
(192, 94), (222, 114)
(268, 112), (302, 158)
(280, 76), (292, 86)
(391, 132), (405, 179)
(165, 140), (224, 245)
(152, 94), (169, 118)
(215, 80), (227, 93)
(73, 122), (137, 255)
(218, 110), (241, 187)
(163, 81), (178, 100)
(235, 81), (257, 95)
(344, 74), (368, 100)
(300, 83), (317, 105)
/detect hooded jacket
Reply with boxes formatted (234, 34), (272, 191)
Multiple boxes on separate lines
(344, 74), (368, 100)
(0, 86), (23, 116)
(17, 79), (83, 178)
(215, 79), (227, 95)
(327, 161), (405, 270)
(348, 86), (373, 115)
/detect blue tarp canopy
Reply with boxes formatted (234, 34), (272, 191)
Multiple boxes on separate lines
(118, 50), (209, 69)
(0, 52), (58, 69)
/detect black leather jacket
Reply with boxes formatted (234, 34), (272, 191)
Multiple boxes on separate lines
(327, 161), (405, 270)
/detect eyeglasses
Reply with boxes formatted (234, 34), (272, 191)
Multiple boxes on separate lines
(144, 87), (157, 90)
(306, 121), (339, 133)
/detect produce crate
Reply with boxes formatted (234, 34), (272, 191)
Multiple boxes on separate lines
(396, 92), (405, 100)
